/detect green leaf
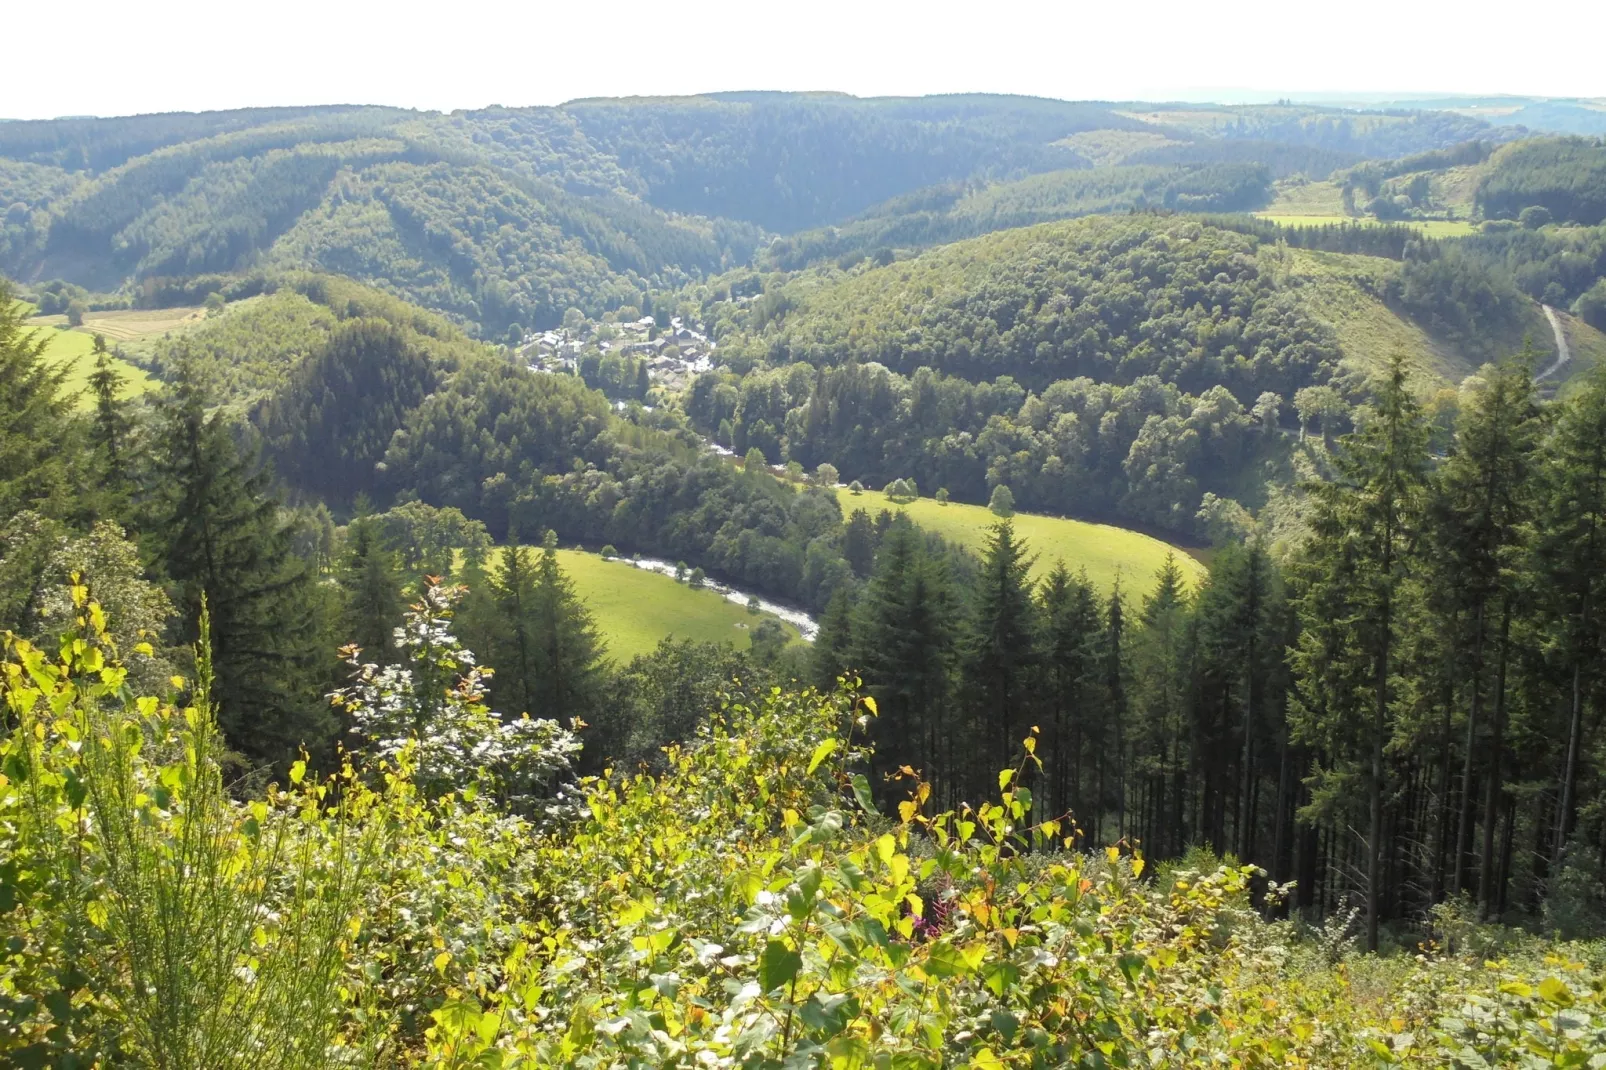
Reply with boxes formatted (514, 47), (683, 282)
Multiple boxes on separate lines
(924, 940), (969, 978)
(807, 737), (838, 775)
(759, 939), (801, 993)
(1539, 976), (1575, 1007)
(998, 769), (1013, 791)
(851, 773), (879, 815)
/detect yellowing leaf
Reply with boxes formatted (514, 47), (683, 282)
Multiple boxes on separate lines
(807, 737), (838, 775)
(998, 769), (1014, 791)
(860, 695), (878, 716)
(1131, 857), (1145, 879)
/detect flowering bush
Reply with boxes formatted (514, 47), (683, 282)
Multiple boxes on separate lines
(333, 580), (579, 810)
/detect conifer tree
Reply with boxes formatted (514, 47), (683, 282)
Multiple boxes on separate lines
(340, 517), (405, 664)
(959, 521), (1039, 775)
(1039, 564), (1101, 824)
(488, 543), (540, 719)
(842, 509), (877, 579)
(0, 281), (76, 520)
(853, 517), (958, 800)
(1193, 542), (1283, 859)
(1428, 355), (1542, 914)
(87, 333), (131, 491)
(811, 584), (857, 685)
(144, 361), (329, 767)
(1099, 581), (1131, 843)
(1535, 366), (1606, 870)
(528, 530), (606, 724)
(1288, 356), (1428, 950)
(1130, 553), (1193, 857)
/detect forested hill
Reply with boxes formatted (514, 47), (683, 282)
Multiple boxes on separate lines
(0, 95), (1505, 335)
(682, 213), (1606, 537)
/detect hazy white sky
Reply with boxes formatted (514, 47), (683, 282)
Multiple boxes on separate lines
(4, 0), (1602, 120)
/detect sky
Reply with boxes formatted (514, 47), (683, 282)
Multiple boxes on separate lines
(4, 0), (1603, 120)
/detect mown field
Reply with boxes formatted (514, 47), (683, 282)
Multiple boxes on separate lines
(14, 308), (155, 404)
(26, 305), (206, 344)
(842, 488), (1207, 595)
(480, 547), (803, 662)
(1253, 212), (1478, 238)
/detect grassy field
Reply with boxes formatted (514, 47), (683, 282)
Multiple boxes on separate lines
(14, 316), (154, 404)
(1253, 213), (1478, 238)
(479, 548), (802, 663)
(1555, 311), (1606, 396)
(26, 306), (206, 345)
(1273, 248), (1471, 389)
(842, 488), (1207, 596)
(1262, 179), (1347, 216)
(1272, 246), (1558, 393)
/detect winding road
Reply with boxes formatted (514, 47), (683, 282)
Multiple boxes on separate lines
(1538, 304), (1571, 382)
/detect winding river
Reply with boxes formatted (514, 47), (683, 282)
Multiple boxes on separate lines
(609, 556), (819, 641)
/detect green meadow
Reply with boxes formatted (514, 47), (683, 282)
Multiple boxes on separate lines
(841, 488), (1207, 596)
(482, 547), (803, 662)
(15, 310), (155, 406)
(1252, 213), (1478, 238)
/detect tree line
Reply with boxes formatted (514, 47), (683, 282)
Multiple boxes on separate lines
(814, 354), (1606, 945)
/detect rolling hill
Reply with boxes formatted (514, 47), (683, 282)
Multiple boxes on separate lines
(0, 96), (1511, 336)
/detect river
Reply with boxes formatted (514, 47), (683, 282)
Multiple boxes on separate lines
(608, 555), (819, 641)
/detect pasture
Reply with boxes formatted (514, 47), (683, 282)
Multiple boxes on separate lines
(841, 488), (1207, 596)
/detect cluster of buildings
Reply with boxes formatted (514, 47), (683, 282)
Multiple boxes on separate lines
(519, 315), (716, 390)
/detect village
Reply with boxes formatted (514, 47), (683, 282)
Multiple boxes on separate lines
(516, 313), (717, 392)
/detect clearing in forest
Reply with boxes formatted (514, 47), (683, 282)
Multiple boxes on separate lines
(843, 488), (1207, 596)
(483, 547), (803, 662)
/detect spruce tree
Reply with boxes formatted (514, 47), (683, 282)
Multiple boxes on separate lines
(1288, 356), (1428, 950)
(1428, 355), (1542, 915)
(488, 543), (540, 718)
(1038, 564), (1101, 825)
(87, 333), (132, 492)
(340, 517), (405, 664)
(811, 584), (857, 686)
(853, 517), (959, 802)
(1130, 553), (1193, 857)
(842, 509), (877, 578)
(529, 530), (606, 724)
(1535, 366), (1606, 870)
(1193, 542), (1283, 859)
(959, 521), (1039, 775)
(0, 281), (77, 520)
(144, 361), (329, 767)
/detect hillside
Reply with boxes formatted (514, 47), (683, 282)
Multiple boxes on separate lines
(0, 96), (1510, 335)
(843, 487), (1207, 596)
(717, 214), (1536, 391)
(686, 213), (1558, 538)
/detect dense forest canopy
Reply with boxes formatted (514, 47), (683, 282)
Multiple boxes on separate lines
(0, 94), (1530, 336)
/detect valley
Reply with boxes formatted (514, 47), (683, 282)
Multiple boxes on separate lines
(3, 86), (1606, 1068)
